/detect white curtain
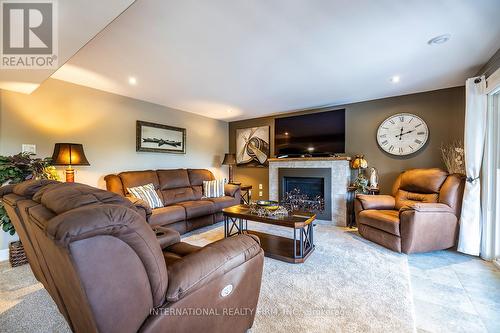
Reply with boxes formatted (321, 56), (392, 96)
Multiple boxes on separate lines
(481, 75), (500, 260)
(458, 76), (487, 255)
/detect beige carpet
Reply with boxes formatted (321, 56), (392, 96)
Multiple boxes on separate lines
(0, 222), (415, 332)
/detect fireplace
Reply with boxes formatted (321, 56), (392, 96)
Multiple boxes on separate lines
(269, 157), (350, 226)
(283, 177), (324, 198)
(278, 168), (331, 220)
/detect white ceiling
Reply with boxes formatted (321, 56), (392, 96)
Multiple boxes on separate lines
(0, 0), (135, 94)
(49, 0), (500, 121)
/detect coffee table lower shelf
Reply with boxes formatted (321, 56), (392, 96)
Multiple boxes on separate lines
(245, 230), (315, 264)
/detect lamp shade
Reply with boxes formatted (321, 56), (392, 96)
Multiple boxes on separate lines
(222, 153), (236, 165)
(351, 154), (368, 169)
(52, 143), (90, 166)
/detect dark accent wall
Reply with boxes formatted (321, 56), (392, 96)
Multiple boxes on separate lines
(229, 86), (465, 198)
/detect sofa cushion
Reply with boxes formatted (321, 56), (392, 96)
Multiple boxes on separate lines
(192, 186), (203, 200)
(399, 168), (448, 194)
(395, 190), (438, 210)
(157, 169), (190, 190)
(161, 188), (196, 206)
(187, 169), (214, 186)
(207, 196), (238, 210)
(149, 205), (186, 226)
(119, 171), (160, 195)
(34, 182), (136, 215)
(358, 210), (400, 236)
(178, 200), (216, 219)
(13, 179), (59, 197)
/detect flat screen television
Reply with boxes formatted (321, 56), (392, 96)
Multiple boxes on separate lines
(275, 109), (345, 157)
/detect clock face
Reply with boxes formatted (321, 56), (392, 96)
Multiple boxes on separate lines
(376, 113), (429, 156)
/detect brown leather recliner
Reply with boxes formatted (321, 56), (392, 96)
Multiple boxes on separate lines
(354, 168), (465, 254)
(1, 180), (264, 333)
(105, 169), (241, 235)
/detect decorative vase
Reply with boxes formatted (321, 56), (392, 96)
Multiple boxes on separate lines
(369, 167), (379, 188)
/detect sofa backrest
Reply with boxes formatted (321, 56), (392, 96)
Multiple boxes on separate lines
(11, 181), (168, 333)
(0, 180), (58, 286)
(105, 168), (215, 205)
(187, 169), (215, 199)
(393, 168), (465, 216)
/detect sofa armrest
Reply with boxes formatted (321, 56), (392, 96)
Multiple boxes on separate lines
(224, 184), (240, 197)
(356, 194), (395, 210)
(0, 184), (15, 198)
(400, 202), (454, 213)
(126, 195), (152, 218)
(166, 234), (262, 302)
(399, 203), (458, 253)
(153, 226), (181, 249)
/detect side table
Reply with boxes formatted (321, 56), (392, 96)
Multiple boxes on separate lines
(346, 186), (380, 228)
(240, 185), (252, 205)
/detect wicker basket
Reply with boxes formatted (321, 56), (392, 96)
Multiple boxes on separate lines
(9, 241), (28, 267)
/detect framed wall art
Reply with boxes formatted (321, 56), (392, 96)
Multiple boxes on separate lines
(236, 126), (270, 167)
(136, 120), (186, 154)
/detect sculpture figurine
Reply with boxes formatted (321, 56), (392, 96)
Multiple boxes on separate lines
(369, 167), (379, 189)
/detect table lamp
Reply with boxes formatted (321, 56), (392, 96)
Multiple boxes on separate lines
(222, 153), (236, 183)
(52, 143), (90, 182)
(351, 154), (368, 177)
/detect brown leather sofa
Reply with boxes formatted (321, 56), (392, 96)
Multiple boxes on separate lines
(1, 180), (264, 333)
(354, 168), (465, 254)
(104, 169), (241, 234)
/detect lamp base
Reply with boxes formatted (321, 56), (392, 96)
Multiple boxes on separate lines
(65, 167), (75, 183)
(228, 165), (234, 184)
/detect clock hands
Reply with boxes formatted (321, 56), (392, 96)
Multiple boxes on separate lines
(395, 129), (415, 139)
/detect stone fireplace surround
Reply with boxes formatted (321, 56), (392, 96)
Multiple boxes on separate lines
(268, 157), (351, 226)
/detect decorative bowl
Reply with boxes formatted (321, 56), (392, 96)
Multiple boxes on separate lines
(256, 200), (278, 206)
(255, 200), (280, 211)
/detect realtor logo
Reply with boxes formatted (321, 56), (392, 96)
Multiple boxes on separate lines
(1, 0), (58, 69)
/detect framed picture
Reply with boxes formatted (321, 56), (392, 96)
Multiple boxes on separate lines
(136, 120), (186, 154)
(236, 126), (270, 167)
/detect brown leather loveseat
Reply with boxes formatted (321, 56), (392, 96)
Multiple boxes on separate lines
(0, 180), (264, 333)
(104, 169), (240, 234)
(355, 168), (465, 254)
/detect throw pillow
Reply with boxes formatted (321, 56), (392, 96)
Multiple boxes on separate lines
(127, 183), (163, 209)
(203, 179), (225, 198)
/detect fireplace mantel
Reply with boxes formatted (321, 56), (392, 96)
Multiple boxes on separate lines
(269, 158), (350, 226)
(268, 156), (351, 163)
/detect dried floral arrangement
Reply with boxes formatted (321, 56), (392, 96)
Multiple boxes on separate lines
(441, 141), (465, 175)
(282, 188), (325, 213)
(249, 203), (289, 217)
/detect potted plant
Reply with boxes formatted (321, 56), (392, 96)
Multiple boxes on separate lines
(0, 153), (59, 266)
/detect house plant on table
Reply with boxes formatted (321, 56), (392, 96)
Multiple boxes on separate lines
(0, 153), (59, 266)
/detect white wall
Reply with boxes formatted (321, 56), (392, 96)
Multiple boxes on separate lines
(0, 79), (229, 253)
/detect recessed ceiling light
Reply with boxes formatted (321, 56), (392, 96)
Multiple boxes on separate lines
(284, 132), (289, 136)
(128, 77), (137, 85)
(390, 75), (400, 83)
(427, 34), (451, 45)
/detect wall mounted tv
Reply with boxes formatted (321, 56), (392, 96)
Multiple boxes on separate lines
(274, 109), (345, 157)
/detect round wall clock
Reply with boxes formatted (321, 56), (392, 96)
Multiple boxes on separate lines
(376, 113), (429, 156)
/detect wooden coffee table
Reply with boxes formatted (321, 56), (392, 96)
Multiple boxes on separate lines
(222, 204), (316, 263)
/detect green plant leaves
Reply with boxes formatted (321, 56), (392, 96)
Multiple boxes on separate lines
(0, 152), (57, 235)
